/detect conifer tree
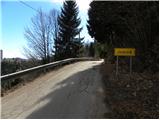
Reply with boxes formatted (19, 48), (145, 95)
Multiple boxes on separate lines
(54, 0), (83, 60)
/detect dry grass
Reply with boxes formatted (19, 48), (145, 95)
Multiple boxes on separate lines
(101, 62), (159, 119)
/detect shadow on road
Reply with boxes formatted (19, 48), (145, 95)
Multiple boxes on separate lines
(26, 64), (104, 119)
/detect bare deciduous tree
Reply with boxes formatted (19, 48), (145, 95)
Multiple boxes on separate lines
(24, 8), (58, 64)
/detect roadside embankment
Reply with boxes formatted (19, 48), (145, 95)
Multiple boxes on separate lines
(100, 62), (159, 118)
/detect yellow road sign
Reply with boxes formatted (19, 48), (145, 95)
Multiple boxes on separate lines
(114, 48), (135, 56)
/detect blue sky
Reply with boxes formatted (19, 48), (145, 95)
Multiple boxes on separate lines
(1, 0), (93, 58)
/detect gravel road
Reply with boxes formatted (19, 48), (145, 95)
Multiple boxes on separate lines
(1, 60), (107, 119)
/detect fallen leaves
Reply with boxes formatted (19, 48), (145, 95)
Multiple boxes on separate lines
(101, 63), (159, 119)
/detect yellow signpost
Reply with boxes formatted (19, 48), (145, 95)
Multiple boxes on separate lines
(114, 48), (136, 76)
(114, 48), (135, 56)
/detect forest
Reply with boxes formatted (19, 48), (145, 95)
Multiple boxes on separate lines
(87, 1), (158, 118)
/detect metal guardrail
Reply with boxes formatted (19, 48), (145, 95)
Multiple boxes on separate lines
(1, 57), (93, 82)
(0, 57), (94, 95)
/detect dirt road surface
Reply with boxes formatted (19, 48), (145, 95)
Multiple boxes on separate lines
(1, 60), (108, 119)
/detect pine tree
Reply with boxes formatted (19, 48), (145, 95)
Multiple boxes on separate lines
(54, 0), (84, 60)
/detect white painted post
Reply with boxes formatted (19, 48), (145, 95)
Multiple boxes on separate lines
(116, 56), (119, 76)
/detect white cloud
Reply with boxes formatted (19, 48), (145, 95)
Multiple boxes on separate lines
(50, 0), (63, 4)
(76, 0), (92, 12)
(3, 49), (26, 59)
